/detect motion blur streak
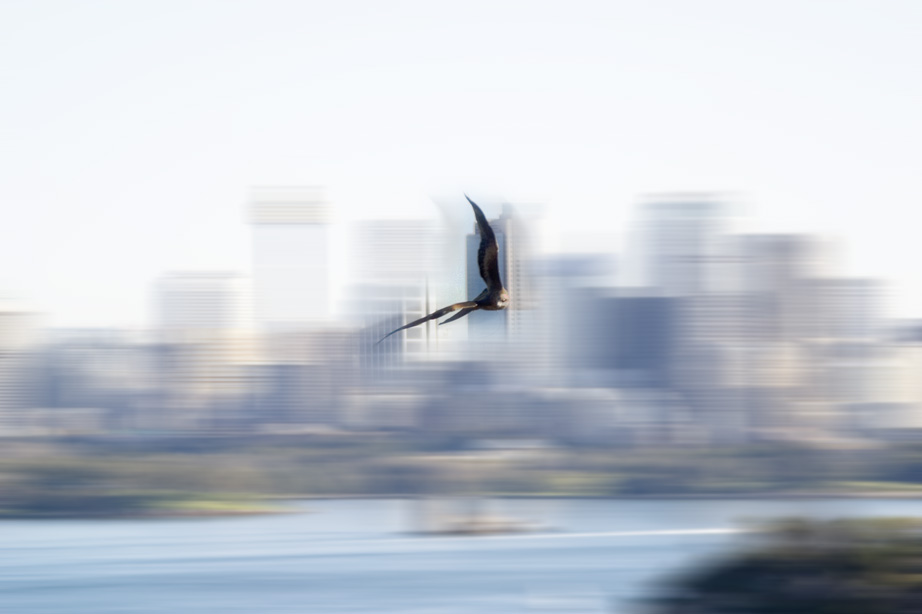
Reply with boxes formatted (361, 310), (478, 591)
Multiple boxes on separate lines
(4, 191), (922, 614)
(1, 191), (905, 444)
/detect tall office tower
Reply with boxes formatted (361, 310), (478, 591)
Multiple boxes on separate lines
(628, 196), (747, 442)
(256, 325), (357, 427)
(250, 187), (332, 331)
(156, 272), (251, 339)
(863, 342), (922, 434)
(726, 234), (833, 440)
(734, 234), (829, 342)
(810, 278), (881, 341)
(534, 253), (617, 386)
(0, 300), (41, 434)
(154, 272), (255, 430)
(801, 277), (884, 437)
(346, 219), (447, 369)
(670, 291), (753, 444)
(633, 195), (728, 297)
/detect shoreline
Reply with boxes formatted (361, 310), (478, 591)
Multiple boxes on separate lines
(0, 508), (293, 520)
(6, 491), (922, 520)
(283, 490), (922, 501)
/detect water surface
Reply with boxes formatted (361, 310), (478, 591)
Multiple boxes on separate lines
(5, 498), (922, 613)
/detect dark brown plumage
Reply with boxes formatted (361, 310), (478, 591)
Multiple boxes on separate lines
(377, 196), (510, 345)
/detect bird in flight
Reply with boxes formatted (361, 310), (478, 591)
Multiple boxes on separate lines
(377, 195), (510, 344)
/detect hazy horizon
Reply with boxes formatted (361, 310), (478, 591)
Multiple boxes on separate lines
(3, 0), (922, 327)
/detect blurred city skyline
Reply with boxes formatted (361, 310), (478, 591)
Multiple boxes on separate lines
(8, 7), (922, 609)
(3, 1), (922, 326)
(0, 187), (909, 334)
(2, 188), (918, 446)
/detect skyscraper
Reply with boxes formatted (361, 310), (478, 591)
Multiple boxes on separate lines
(631, 195), (742, 440)
(0, 300), (41, 434)
(250, 187), (332, 331)
(533, 253), (617, 386)
(633, 195), (728, 296)
(153, 272), (255, 430)
(155, 272), (251, 338)
(733, 234), (828, 342)
(347, 219), (446, 368)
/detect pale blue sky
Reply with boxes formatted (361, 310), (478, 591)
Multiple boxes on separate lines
(2, 1), (921, 326)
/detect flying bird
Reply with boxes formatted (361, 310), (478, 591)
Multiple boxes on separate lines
(377, 196), (510, 344)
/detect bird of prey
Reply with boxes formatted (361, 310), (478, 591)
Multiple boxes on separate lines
(377, 195), (510, 344)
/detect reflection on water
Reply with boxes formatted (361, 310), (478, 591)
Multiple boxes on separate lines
(6, 498), (922, 614)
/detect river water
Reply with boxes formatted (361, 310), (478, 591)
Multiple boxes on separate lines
(5, 497), (922, 613)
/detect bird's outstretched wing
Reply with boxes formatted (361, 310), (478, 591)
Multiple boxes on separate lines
(439, 307), (476, 326)
(376, 301), (480, 344)
(466, 195), (503, 292)
(438, 287), (487, 326)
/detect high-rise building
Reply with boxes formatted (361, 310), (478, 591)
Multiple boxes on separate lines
(153, 272), (255, 430)
(155, 272), (251, 338)
(733, 234), (829, 342)
(0, 300), (41, 434)
(533, 253), (617, 386)
(255, 325), (357, 427)
(798, 278), (883, 438)
(633, 195), (728, 296)
(347, 219), (449, 368)
(250, 187), (332, 331)
(351, 282), (438, 372)
(726, 234), (833, 440)
(810, 278), (881, 341)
